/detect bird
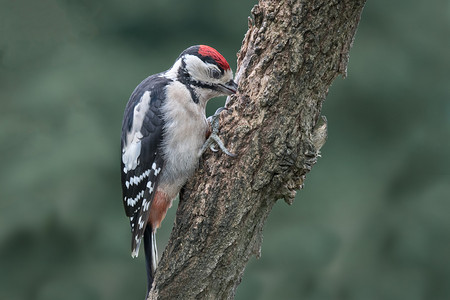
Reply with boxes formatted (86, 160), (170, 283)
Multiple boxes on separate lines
(120, 45), (237, 294)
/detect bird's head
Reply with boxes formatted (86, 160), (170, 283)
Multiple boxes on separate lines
(168, 45), (238, 103)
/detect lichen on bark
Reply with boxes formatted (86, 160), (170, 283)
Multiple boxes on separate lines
(148, 0), (366, 299)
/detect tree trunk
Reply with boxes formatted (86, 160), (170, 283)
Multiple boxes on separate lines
(148, 0), (366, 298)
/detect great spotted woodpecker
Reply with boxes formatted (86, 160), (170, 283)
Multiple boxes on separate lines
(120, 45), (237, 293)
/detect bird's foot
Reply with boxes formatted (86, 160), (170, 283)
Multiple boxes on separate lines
(201, 107), (236, 157)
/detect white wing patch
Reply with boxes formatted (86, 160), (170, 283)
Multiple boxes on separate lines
(122, 91), (152, 173)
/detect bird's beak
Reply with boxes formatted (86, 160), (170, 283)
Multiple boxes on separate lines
(218, 80), (238, 95)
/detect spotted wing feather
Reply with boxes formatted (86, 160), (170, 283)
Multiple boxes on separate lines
(121, 74), (170, 256)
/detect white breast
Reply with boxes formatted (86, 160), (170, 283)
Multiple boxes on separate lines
(159, 81), (208, 198)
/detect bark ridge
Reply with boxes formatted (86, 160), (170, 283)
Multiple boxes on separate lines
(148, 0), (365, 299)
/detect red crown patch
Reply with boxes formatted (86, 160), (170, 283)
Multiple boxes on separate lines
(198, 45), (230, 71)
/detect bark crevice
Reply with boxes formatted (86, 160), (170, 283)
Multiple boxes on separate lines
(148, 0), (366, 299)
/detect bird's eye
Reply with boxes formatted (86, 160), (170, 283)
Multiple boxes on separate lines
(210, 68), (221, 79)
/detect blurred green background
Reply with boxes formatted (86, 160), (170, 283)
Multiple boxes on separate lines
(1, 0), (449, 299)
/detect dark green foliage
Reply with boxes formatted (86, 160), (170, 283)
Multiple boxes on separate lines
(0, 1), (449, 299)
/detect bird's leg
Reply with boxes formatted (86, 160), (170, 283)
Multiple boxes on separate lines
(201, 107), (236, 157)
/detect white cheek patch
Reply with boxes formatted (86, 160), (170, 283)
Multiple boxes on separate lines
(184, 54), (216, 83)
(183, 55), (234, 93)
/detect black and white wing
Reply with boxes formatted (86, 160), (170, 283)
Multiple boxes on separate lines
(120, 75), (170, 257)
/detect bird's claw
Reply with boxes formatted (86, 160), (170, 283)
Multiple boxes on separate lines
(201, 107), (236, 157)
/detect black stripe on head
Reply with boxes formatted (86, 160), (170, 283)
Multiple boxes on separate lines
(178, 45), (227, 74)
(177, 58), (199, 104)
(177, 45), (201, 59)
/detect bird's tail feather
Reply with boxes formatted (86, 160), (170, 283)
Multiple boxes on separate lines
(144, 225), (158, 294)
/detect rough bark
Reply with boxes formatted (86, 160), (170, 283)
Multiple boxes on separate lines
(149, 0), (366, 299)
